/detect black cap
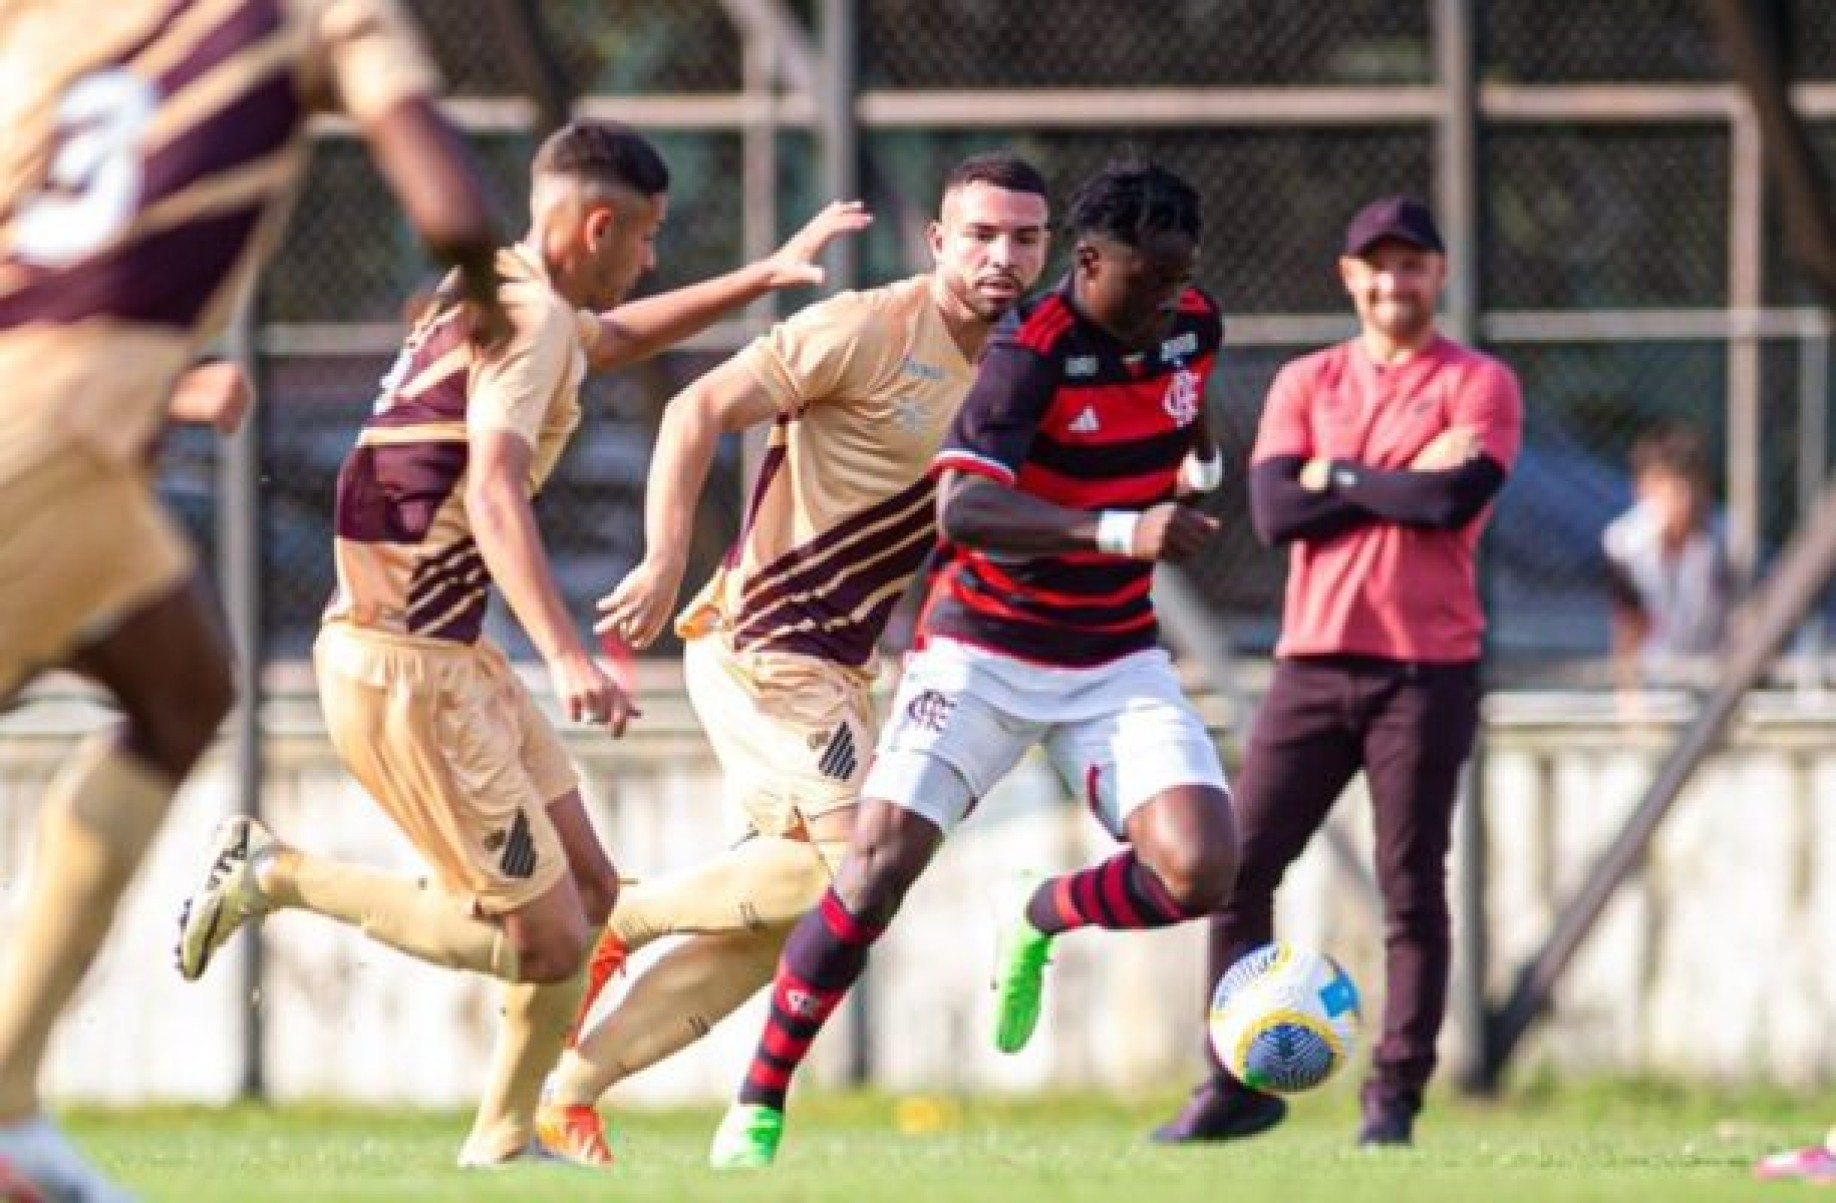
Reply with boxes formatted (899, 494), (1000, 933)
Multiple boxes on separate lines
(1342, 195), (1444, 258)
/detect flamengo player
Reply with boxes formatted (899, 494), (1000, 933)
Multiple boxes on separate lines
(708, 161), (1239, 1169)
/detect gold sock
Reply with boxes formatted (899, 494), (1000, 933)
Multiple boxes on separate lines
(547, 927), (784, 1106)
(464, 967), (588, 1160)
(608, 835), (833, 951)
(261, 849), (519, 980)
(0, 737), (173, 1119)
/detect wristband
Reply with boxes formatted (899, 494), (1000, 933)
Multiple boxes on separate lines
(1182, 451), (1224, 492)
(1094, 510), (1140, 557)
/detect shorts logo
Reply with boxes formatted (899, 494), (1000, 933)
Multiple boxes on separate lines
(816, 722), (859, 782)
(1162, 368), (1200, 426)
(904, 688), (956, 734)
(494, 811), (538, 880)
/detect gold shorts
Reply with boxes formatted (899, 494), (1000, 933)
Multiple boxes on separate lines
(313, 624), (578, 915)
(0, 450), (193, 700)
(683, 634), (875, 840)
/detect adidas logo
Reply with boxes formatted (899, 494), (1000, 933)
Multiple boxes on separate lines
(1067, 405), (1101, 434)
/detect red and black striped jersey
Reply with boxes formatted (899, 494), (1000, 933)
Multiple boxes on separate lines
(924, 277), (1223, 667)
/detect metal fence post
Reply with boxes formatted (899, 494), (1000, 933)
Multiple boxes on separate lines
(218, 296), (265, 1100)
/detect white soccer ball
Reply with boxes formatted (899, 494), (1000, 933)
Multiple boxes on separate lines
(1207, 942), (1362, 1094)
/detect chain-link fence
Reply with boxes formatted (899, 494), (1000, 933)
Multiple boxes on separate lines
(166, 0), (1836, 679)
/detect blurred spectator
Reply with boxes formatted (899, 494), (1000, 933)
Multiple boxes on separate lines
(1602, 424), (1734, 685)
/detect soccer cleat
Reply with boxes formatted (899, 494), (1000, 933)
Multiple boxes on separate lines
(174, 815), (277, 983)
(0, 1114), (136, 1202)
(707, 1103), (783, 1170)
(533, 1102), (614, 1168)
(1150, 1078), (1288, 1144)
(990, 880), (1054, 1054)
(1355, 1103), (1415, 1148)
(1755, 1135), (1836, 1185)
(563, 930), (628, 1049)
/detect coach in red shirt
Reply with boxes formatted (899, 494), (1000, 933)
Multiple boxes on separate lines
(1156, 196), (1522, 1148)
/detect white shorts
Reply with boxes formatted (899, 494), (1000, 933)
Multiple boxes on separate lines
(862, 637), (1228, 838)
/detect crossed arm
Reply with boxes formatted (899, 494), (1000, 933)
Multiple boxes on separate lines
(1250, 427), (1507, 547)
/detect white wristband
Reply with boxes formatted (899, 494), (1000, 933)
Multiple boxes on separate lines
(1094, 510), (1140, 557)
(1182, 451), (1224, 492)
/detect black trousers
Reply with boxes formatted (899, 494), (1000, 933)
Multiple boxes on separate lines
(1207, 654), (1481, 1111)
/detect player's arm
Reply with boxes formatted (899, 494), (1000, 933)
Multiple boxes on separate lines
(468, 430), (634, 733)
(585, 200), (872, 372)
(595, 358), (780, 647)
(937, 472), (1217, 564)
(309, 1), (505, 341)
(166, 360), (253, 435)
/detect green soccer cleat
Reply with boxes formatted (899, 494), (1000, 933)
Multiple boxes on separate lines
(991, 892), (1055, 1055)
(708, 1103), (784, 1170)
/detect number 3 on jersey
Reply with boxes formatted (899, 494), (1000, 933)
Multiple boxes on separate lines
(15, 69), (157, 267)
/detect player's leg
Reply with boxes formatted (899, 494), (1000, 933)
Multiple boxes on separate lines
(1356, 661), (1480, 1147)
(462, 785), (617, 1167)
(0, 459), (225, 1200)
(176, 631), (584, 984)
(540, 925), (786, 1162)
(1154, 658), (1364, 1143)
(709, 799), (945, 1170)
(994, 656), (1237, 1055)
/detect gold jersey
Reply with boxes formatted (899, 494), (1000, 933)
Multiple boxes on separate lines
(0, 0), (439, 483)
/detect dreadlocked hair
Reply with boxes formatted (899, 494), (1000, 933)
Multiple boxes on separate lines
(1066, 160), (1202, 247)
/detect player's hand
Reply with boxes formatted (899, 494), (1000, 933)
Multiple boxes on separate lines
(1132, 502), (1220, 563)
(595, 554), (688, 650)
(548, 648), (640, 737)
(757, 200), (873, 289)
(169, 360), (253, 435)
(1410, 426), (1483, 470)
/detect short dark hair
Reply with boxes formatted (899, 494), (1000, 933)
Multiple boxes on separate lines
(1067, 160), (1202, 247)
(941, 151), (1048, 203)
(1630, 423), (1711, 489)
(533, 120), (670, 198)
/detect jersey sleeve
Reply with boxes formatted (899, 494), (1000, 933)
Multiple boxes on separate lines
(932, 336), (1060, 486)
(467, 287), (572, 445)
(1457, 358), (1525, 472)
(1250, 359), (1316, 464)
(734, 290), (887, 415)
(306, 0), (444, 122)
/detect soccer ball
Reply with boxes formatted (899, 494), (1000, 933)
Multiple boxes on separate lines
(1207, 942), (1362, 1094)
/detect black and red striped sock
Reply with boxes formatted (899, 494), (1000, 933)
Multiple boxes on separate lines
(737, 888), (884, 1110)
(1024, 850), (1195, 935)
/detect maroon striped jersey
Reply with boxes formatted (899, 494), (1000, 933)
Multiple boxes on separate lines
(0, 0), (439, 484)
(925, 278), (1223, 667)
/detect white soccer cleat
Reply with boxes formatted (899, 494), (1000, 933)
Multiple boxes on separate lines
(174, 815), (277, 983)
(0, 1114), (136, 1202)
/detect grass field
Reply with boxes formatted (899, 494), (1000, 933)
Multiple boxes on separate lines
(66, 1081), (1823, 1202)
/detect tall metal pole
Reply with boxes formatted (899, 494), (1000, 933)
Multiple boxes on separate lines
(217, 297), (264, 1100)
(818, 0), (861, 292)
(818, 0), (869, 1086)
(1433, 0), (1494, 1095)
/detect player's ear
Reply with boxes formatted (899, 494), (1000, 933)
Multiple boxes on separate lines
(584, 203), (618, 250)
(1073, 240), (1100, 277)
(925, 219), (945, 263)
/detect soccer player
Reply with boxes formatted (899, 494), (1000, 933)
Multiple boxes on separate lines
(530, 151), (1053, 1166)
(705, 161), (1237, 1170)
(170, 119), (869, 1168)
(0, 3), (502, 1197)
(1153, 196), (1521, 1148)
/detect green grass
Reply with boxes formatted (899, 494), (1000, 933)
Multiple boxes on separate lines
(62, 1082), (1828, 1202)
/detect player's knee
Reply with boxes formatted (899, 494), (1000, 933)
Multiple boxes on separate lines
(1149, 841), (1238, 916)
(575, 867), (618, 929)
(136, 652), (236, 775)
(513, 916), (590, 983)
